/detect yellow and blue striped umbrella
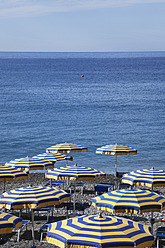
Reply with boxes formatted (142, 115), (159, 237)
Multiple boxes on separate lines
(5, 156), (54, 171)
(0, 186), (71, 210)
(92, 189), (165, 214)
(46, 142), (88, 154)
(0, 164), (28, 182)
(46, 214), (154, 248)
(46, 163), (106, 181)
(122, 168), (165, 190)
(0, 211), (22, 234)
(0, 164), (29, 192)
(0, 186), (71, 247)
(46, 163), (105, 212)
(33, 152), (73, 162)
(96, 144), (137, 176)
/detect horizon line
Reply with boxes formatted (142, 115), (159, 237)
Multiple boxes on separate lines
(0, 50), (165, 53)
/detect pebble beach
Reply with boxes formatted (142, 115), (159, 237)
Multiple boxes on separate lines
(0, 173), (165, 248)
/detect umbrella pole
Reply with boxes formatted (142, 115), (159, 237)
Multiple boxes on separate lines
(31, 209), (36, 248)
(73, 181), (76, 213)
(3, 181), (6, 192)
(115, 154), (117, 177)
(150, 212), (154, 234)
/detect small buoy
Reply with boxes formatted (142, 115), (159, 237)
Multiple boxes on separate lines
(81, 74), (84, 77)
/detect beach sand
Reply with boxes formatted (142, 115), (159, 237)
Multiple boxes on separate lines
(0, 173), (165, 248)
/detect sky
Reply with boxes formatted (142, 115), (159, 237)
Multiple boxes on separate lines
(0, 0), (165, 52)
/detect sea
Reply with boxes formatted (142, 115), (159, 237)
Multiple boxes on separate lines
(0, 51), (165, 175)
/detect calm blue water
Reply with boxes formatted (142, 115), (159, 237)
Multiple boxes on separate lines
(0, 52), (165, 175)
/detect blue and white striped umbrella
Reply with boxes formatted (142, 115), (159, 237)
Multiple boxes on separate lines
(46, 214), (154, 248)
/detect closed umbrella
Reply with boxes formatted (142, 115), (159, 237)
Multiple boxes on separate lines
(46, 163), (106, 212)
(0, 211), (22, 234)
(122, 167), (165, 191)
(46, 214), (154, 248)
(96, 144), (137, 177)
(0, 164), (28, 192)
(0, 186), (71, 247)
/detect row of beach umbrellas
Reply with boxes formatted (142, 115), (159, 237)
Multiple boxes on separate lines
(2, 142), (137, 176)
(0, 142), (99, 247)
(38, 143), (165, 247)
(1, 142), (165, 192)
(0, 142), (164, 248)
(44, 162), (165, 247)
(0, 186), (71, 247)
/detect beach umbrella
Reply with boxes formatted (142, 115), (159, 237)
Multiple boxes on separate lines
(46, 163), (106, 212)
(5, 156), (54, 172)
(0, 164), (28, 192)
(0, 211), (22, 234)
(92, 188), (165, 214)
(46, 142), (88, 154)
(96, 144), (137, 177)
(0, 186), (71, 247)
(33, 152), (73, 164)
(122, 167), (165, 191)
(46, 214), (154, 248)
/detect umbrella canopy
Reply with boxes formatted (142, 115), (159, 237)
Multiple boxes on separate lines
(0, 164), (28, 182)
(0, 186), (71, 247)
(96, 144), (137, 177)
(5, 156), (54, 171)
(46, 142), (88, 154)
(46, 214), (154, 248)
(46, 163), (106, 212)
(0, 211), (22, 234)
(0, 164), (28, 192)
(122, 168), (165, 190)
(0, 186), (71, 210)
(33, 152), (73, 162)
(45, 163), (106, 181)
(92, 188), (165, 214)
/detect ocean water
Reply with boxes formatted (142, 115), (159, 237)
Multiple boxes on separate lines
(0, 51), (165, 175)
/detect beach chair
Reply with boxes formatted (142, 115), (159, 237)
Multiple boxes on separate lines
(94, 183), (114, 195)
(116, 171), (128, 178)
(45, 180), (65, 189)
(15, 219), (30, 242)
(119, 183), (132, 189)
(69, 182), (86, 194)
(33, 206), (54, 222)
(66, 202), (85, 218)
(156, 227), (165, 248)
(39, 221), (55, 242)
